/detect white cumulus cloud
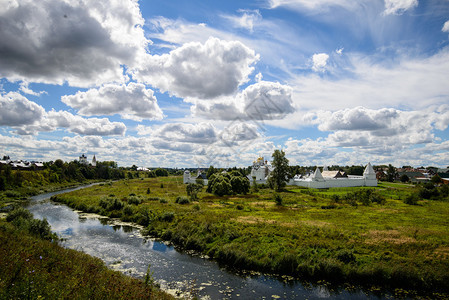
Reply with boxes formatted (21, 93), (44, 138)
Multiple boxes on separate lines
(0, 92), (126, 136)
(312, 53), (329, 72)
(0, 92), (45, 126)
(442, 20), (449, 33)
(133, 37), (259, 99)
(192, 81), (295, 121)
(146, 123), (218, 144)
(383, 0), (418, 15)
(62, 83), (164, 121)
(0, 0), (148, 87)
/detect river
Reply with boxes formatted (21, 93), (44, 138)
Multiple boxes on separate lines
(26, 186), (382, 299)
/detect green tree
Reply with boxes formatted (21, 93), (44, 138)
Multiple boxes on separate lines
(230, 175), (250, 195)
(431, 174), (443, 184)
(206, 165), (218, 179)
(267, 149), (289, 192)
(213, 177), (232, 196)
(0, 175), (6, 191)
(386, 164), (397, 182)
(400, 174), (410, 183)
(54, 159), (64, 168)
(347, 165), (364, 176)
(155, 168), (168, 177)
(207, 173), (232, 196)
(186, 183), (202, 201)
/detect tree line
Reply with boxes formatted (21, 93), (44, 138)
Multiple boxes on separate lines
(0, 159), (125, 191)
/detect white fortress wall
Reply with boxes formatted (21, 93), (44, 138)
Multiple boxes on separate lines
(290, 177), (377, 188)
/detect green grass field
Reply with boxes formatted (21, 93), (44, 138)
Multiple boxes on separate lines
(49, 176), (449, 298)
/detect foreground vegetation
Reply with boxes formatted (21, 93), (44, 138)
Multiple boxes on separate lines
(50, 176), (449, 298)
(0, 207), (173, 299)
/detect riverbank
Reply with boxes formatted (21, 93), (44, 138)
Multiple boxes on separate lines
(0, 181), (175, 299)
(0, 218), (173, 299)
(50, 176), (449, 298)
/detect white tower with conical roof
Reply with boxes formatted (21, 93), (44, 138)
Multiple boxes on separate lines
(363, 162), (377, 186)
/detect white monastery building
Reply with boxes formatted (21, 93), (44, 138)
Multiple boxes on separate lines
(249, 157), (273, 183)
(289, 163), (377, 188)
(183, 156), (377, 189)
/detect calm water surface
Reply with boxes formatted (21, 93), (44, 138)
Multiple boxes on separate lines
(27, 187), (383, 299)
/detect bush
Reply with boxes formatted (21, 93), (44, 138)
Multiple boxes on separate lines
(419, 183), (439, 199)
(335, 249), (356, 264)
(123, 205), (134, 216)
(274, 193), (283, 206)
(99, 197), (124, 211)
(159, 198), (168, 204)
(6, 207), (33, 222)
(6, 207), (56, 241)
(370, 192), (386, 205)
(186, 183), (202, 201)
(160, 212), (175, 222)
(175, 196), (190, 204)
(5, 190), (20, 198)
(127, 196), (142, 205)
(404, 193), (419, 205)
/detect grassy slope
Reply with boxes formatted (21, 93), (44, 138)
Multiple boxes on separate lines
(51, 177), (449, 297)
(0, 220), (173, 299)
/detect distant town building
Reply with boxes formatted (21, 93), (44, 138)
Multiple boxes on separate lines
(79, 154), (88, 165)
(0, 157), (44, 170)
(183, 169), (209, 185)
(92, 155), (97, 167)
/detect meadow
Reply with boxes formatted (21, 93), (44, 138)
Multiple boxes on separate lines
(50, 176), (449, 298)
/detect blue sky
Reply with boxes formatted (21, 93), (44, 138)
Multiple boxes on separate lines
(1, 0), (449, 168)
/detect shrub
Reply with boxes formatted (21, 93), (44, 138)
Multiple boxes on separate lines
(331, 194), (341, 203)
(160, 212), (175, 222)
(146, 188), (151, 194)
(404, 193), (419, 205)
(175, 196), (190, 204)
(123, 205), (134, 216)
(236, 204), (244, 210)
(335, 249), (356, 264)
(274, 193), (283, 206)
(159, 198), (168, 204)
(127, 196), (142, 205)
(370, 192), (386, 205)
(5, 190), (20, 198)
(186, 183), (202, 201)
(6, 207), (33, 222)
(6, 207), (56, 241)
(99, 197), (124, 211)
